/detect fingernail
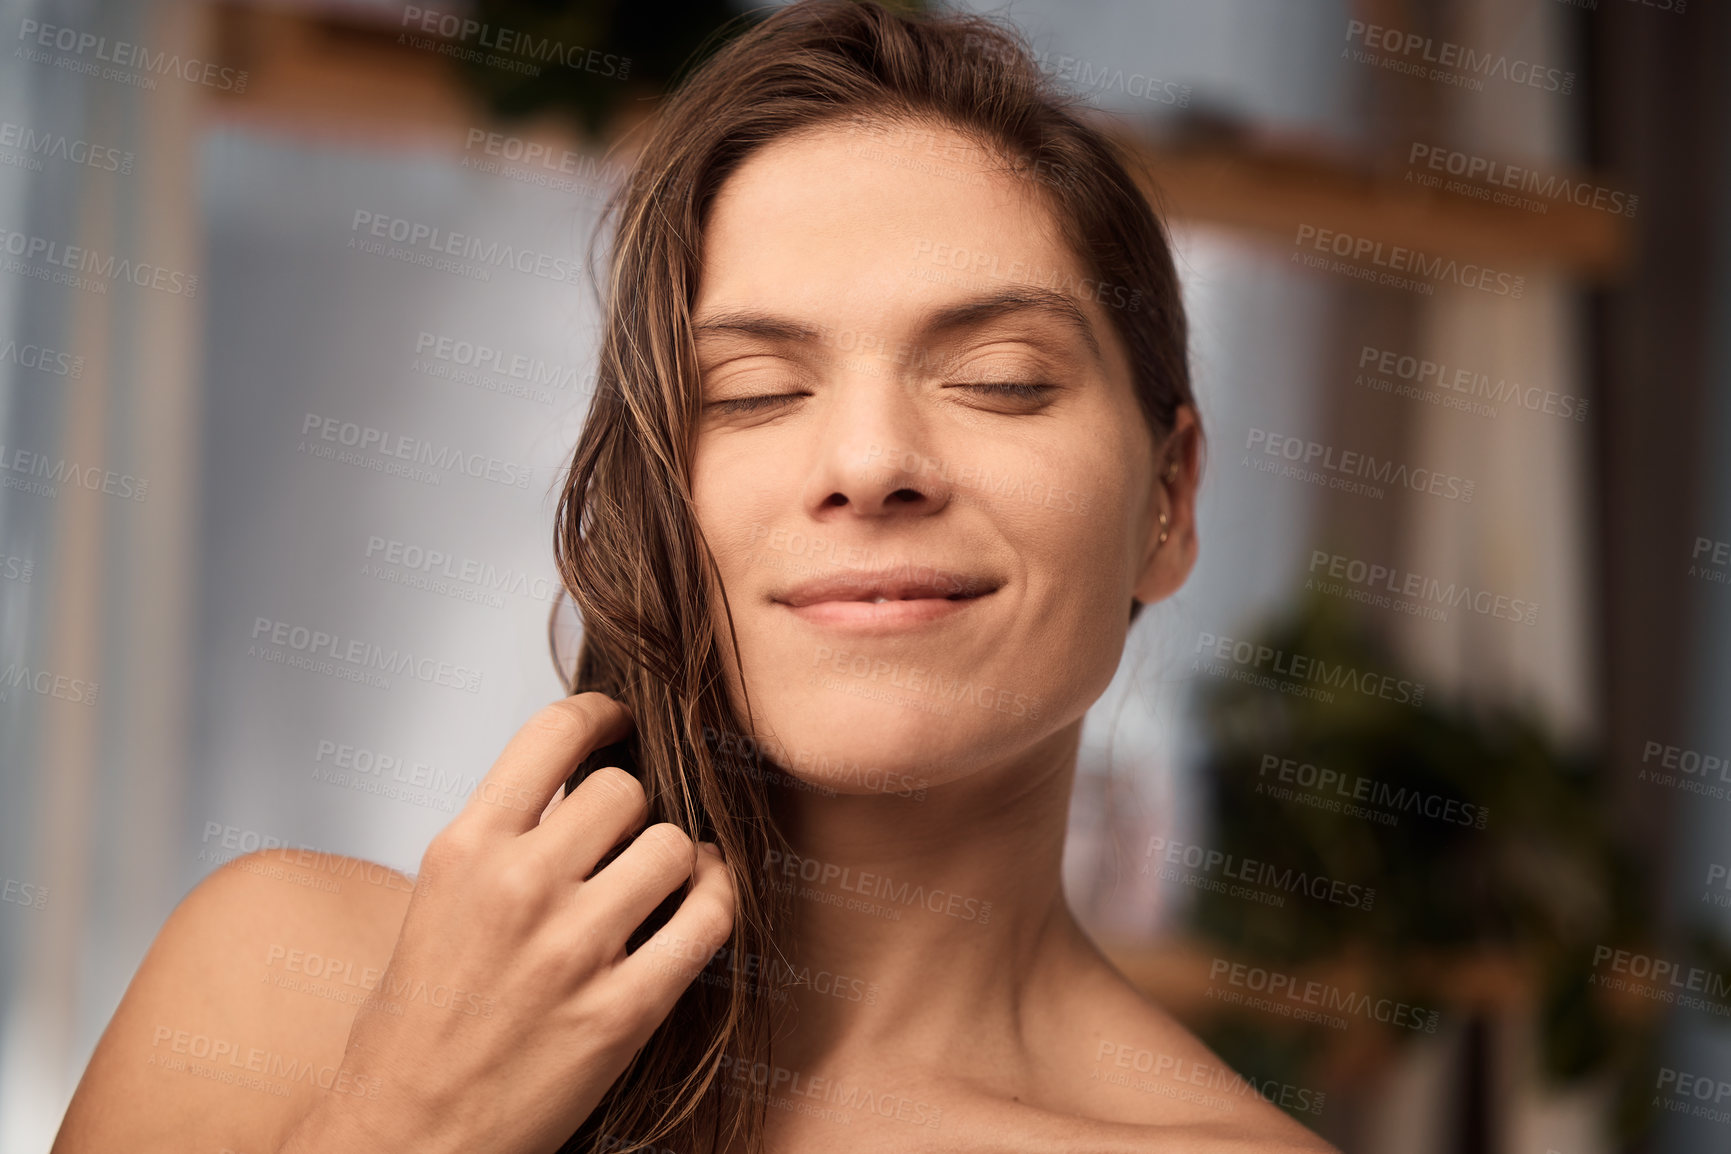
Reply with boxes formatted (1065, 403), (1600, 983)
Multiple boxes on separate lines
(698, 841), (722, 858)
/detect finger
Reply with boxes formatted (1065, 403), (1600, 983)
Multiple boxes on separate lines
(538, 782), (566, 824)
(576, 823), (700, 950)
(460, 694), (633, 836)
(528, 764), (650, 879)
(616, 844), (736, 1009)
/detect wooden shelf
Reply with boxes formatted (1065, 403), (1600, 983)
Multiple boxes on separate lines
(1099, 935), (1540, 1018)
(193, 4), (1631, 280)
(1107, 125), (1631, 280)
(200, 5), (490, 147)
(1102, 934), (1681, 1033)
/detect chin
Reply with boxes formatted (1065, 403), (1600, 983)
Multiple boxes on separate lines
(749, 680), (1053, 797)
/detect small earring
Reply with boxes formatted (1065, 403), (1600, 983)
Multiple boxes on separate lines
(1157, 510), (1170, 546)
(1163, 459), (1179, 484)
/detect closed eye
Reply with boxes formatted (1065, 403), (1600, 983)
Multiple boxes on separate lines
(956, 383), (1053, 400)
(704, 392), (809, 415)
(947, 382), (1057, 408)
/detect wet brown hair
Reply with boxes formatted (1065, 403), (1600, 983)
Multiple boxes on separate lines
(552, 1), (1196, 1150)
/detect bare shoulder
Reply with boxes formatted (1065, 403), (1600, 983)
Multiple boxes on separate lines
(52, 848), (415, 1154)
(1028, 930), (1340, 1153)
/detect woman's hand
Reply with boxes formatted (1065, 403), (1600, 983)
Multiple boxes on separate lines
(277, 693), (735, 1154)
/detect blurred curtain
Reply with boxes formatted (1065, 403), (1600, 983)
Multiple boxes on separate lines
(0, 0), (203, 1148)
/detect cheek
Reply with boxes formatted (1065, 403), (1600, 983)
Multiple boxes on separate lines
(687, 453), (769, 705)
(688, 443), (832, 725)
(1014, 427), (1149, 681)
(691, 444), (780, 583)
(1018, 511), (1133, 695)
(1024, 421), (1147, 582)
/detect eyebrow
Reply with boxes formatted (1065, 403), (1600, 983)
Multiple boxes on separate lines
(692, 286), (1103, 363)
(922, 286), (1102, 362)
(692, 312), (824, 344)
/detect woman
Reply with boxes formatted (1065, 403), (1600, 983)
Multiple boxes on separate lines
(52, 3), (1336, 1152)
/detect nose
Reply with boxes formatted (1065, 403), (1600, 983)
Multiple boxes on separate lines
(800, 376), (954, 521)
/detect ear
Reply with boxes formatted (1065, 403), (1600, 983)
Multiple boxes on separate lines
(1132, 404), (1202, 607)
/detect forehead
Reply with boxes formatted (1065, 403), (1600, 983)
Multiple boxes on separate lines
(694, 117), (1088, 333)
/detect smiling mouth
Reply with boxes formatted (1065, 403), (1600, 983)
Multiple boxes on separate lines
(774, 572), (1001, 608)
(862, 592), (974, 603)
(772, 568), (1001, 630)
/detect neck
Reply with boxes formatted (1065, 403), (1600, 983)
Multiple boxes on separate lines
(762, 719), (1088, 1075)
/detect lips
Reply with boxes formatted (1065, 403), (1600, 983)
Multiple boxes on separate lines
(774, 567), (1000, 608)
(770, 565), (1001, 633)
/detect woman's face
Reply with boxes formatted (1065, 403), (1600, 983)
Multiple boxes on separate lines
(689, 117), (1184, 792)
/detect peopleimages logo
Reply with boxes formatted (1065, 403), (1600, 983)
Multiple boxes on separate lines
(1407, 143), (1637, 217)
(311, 737), (476, 813)
(1307, 548), (1539, 627)
(714, 1055), (943, 1129)
(863, 442), (1093, 515)
(1691, 536), (1731, 586)
(1637, 739), (1731, 801)
(248, 616), (483, 694)
(148, 1026), (378, 1098)
(1, 878), (48, 911)
(910, 237), (1142, 313)
(1092, 1042), (1325, 1117)
(701, 724), (930, 801)
(413, 331), (588, 392)
(1141, 835), (1376, 911)
(1293, 224), (1525, 298)
(196, 822), (419, 890)
(1207, 958), (1440, 1033)
(0, 663), (99, 707)
(1653, 1067), (1731, 1124)
(643, 932), (881, 1006)
(0, 339), (83, 378)
(0, 119), (133, 174)
(1257, 753), (1489, 831)
(262, 943), (493, 1018)
(1356, 345), (1587, 423)
(1244, 428), (1474, 504)
(0, 224), (198, 296)
(363, 535), (560, 606)
(461, 128), (630, 189)
(0, 442), (148, 502)
(811, 644), (1043, 721)
(298, 412), (533, 490)
(16, 18), (249, 91)
(1342, 19), (1574, 95)
(954, 35), (1190, 107)
(399, 5), (629, 79)
(763, 849), (993, 925)
(1593, 946), (1731, 1000)
(1193, 630), (1426, 707)
(348, 211), (577, 283)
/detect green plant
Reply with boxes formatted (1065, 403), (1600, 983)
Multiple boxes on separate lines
(448, 0), (931, 135)
(1187, 587), (1674, 1138)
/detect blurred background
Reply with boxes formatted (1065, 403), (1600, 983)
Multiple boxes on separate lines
(0, 0), (1727, 1150)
